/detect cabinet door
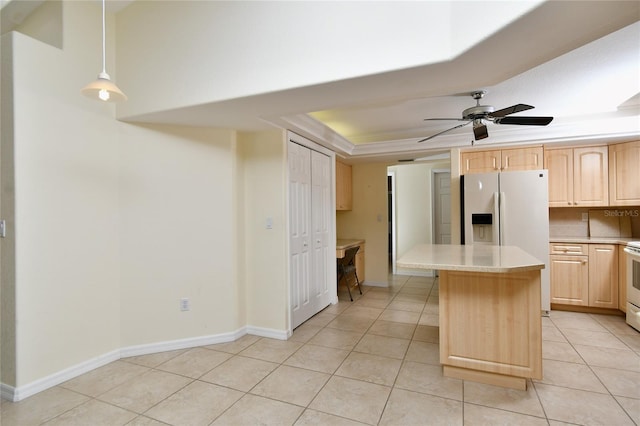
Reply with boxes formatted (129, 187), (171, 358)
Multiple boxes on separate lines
(588, 244), (618, 309)
(545, 149), (574, 207)
(461, 150), (501, 174)
(501, 147), (544, 172)
(609, 141), (640, 206)
(336, 160), (352, 210)
(573, 146), (608, 206)
(550, 254), (588, 306)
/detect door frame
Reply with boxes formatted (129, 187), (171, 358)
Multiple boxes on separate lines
(387, 171), (397, 274)
(286, 132), (337, 333)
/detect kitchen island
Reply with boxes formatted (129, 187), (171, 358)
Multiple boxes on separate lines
(397, 244), (544, 390)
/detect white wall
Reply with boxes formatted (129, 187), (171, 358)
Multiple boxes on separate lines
(390, 162), (449, 257)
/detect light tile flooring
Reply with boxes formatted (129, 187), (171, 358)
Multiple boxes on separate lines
(2, 275), (639, 425)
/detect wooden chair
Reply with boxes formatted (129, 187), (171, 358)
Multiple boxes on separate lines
(337, 246), (362, 301)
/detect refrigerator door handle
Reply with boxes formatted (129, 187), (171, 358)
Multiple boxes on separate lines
(493, 192), (500, 245)
(499, 192), (506, 246)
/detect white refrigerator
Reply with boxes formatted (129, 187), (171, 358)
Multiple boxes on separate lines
(462, 170), (550, 313)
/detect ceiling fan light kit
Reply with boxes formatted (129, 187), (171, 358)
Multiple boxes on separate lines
(418, 90), (553, 143)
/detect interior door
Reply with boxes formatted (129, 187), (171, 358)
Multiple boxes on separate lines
(311, 150), (331, 315)
(289, 142), (312, 328)
(290, 142), (331, 329)
(434, 172), (451, 244)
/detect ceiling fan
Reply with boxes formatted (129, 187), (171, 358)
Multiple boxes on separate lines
(418, 91), (553, 143)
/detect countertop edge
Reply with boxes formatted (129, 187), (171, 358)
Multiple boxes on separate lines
(549, 237), (637, 245)
(336, 239), (365, 249)
(396, 262), (544, 273)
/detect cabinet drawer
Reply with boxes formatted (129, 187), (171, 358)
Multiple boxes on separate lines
(549, 243), (588, 255)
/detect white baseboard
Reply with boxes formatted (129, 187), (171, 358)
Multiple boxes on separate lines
(120, 327), (247, 358)
(362, 280), (389, 288)
(2, 349), (120, 402)
(2, 325), (288, 402)
(246, 325), (290, 340)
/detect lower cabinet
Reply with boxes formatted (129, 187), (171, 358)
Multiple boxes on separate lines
(588, 245), (618, 308)
(550, 243), (618, 309)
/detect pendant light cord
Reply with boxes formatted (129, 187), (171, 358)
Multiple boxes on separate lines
(101, 0), (107, 75)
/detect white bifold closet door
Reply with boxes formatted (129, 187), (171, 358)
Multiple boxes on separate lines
(289, 141), (331, 329)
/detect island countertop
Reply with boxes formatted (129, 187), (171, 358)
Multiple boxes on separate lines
(397, 244), (544, 273)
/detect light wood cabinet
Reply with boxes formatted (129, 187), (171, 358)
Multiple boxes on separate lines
(461, 150), (501, 174)
(588, 244), (618, 309)
(545, 148), (574, 207)
(550, 245), (589, 306)
(574, 146), (609, 206)
(609, 141), (640, 206)
(545, 146), (608, 207)
(501, 147), (544, 171)
(550, 243), (619, 309)
(460, 146), (543, 174)
(336, 160), (352, 210)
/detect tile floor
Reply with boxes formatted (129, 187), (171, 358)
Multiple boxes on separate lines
(1, 275), (639, 425)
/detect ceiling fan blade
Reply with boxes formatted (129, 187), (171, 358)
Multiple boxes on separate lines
(494, 116), (554, 126)
(490, 104), (534, 118)
(418, 121), (472, 143)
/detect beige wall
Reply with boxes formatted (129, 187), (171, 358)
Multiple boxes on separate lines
(119, 124), (240, 347)
(450, 148), (462, 244)
(237, 131), (289, 332)
(0, 2), (293, 395)
(4, 18), (122, 386)
(336, 163), (389, 285)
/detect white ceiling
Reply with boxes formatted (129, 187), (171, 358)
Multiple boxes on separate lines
(116, 1), (639, 163)
(6, 1), (638, 163)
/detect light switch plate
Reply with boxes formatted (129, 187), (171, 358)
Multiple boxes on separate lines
(582, 213), (588, 222)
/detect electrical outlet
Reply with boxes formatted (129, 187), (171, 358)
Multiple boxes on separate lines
(180, 298), (190, 311)
(582, 213), (589, 222)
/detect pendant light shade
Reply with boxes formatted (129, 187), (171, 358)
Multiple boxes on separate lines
(82, 71), (127, 102)
(82, 0), (127, 102)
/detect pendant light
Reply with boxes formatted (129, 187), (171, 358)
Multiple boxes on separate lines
(81, 0), (127, 102)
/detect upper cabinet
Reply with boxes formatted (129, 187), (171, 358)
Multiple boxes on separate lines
(545, 146), (608, 207)
(336, 160), (352, 211)
(501, 147), (544, 172)
(460, 146), (543, 174)
(609, 141), (640, 206)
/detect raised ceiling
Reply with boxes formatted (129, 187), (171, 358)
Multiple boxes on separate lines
(119, 1), (640, 163)
(6, 1), (637, 163)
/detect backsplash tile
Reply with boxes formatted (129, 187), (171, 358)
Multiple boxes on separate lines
(549, 207), (640, 238)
